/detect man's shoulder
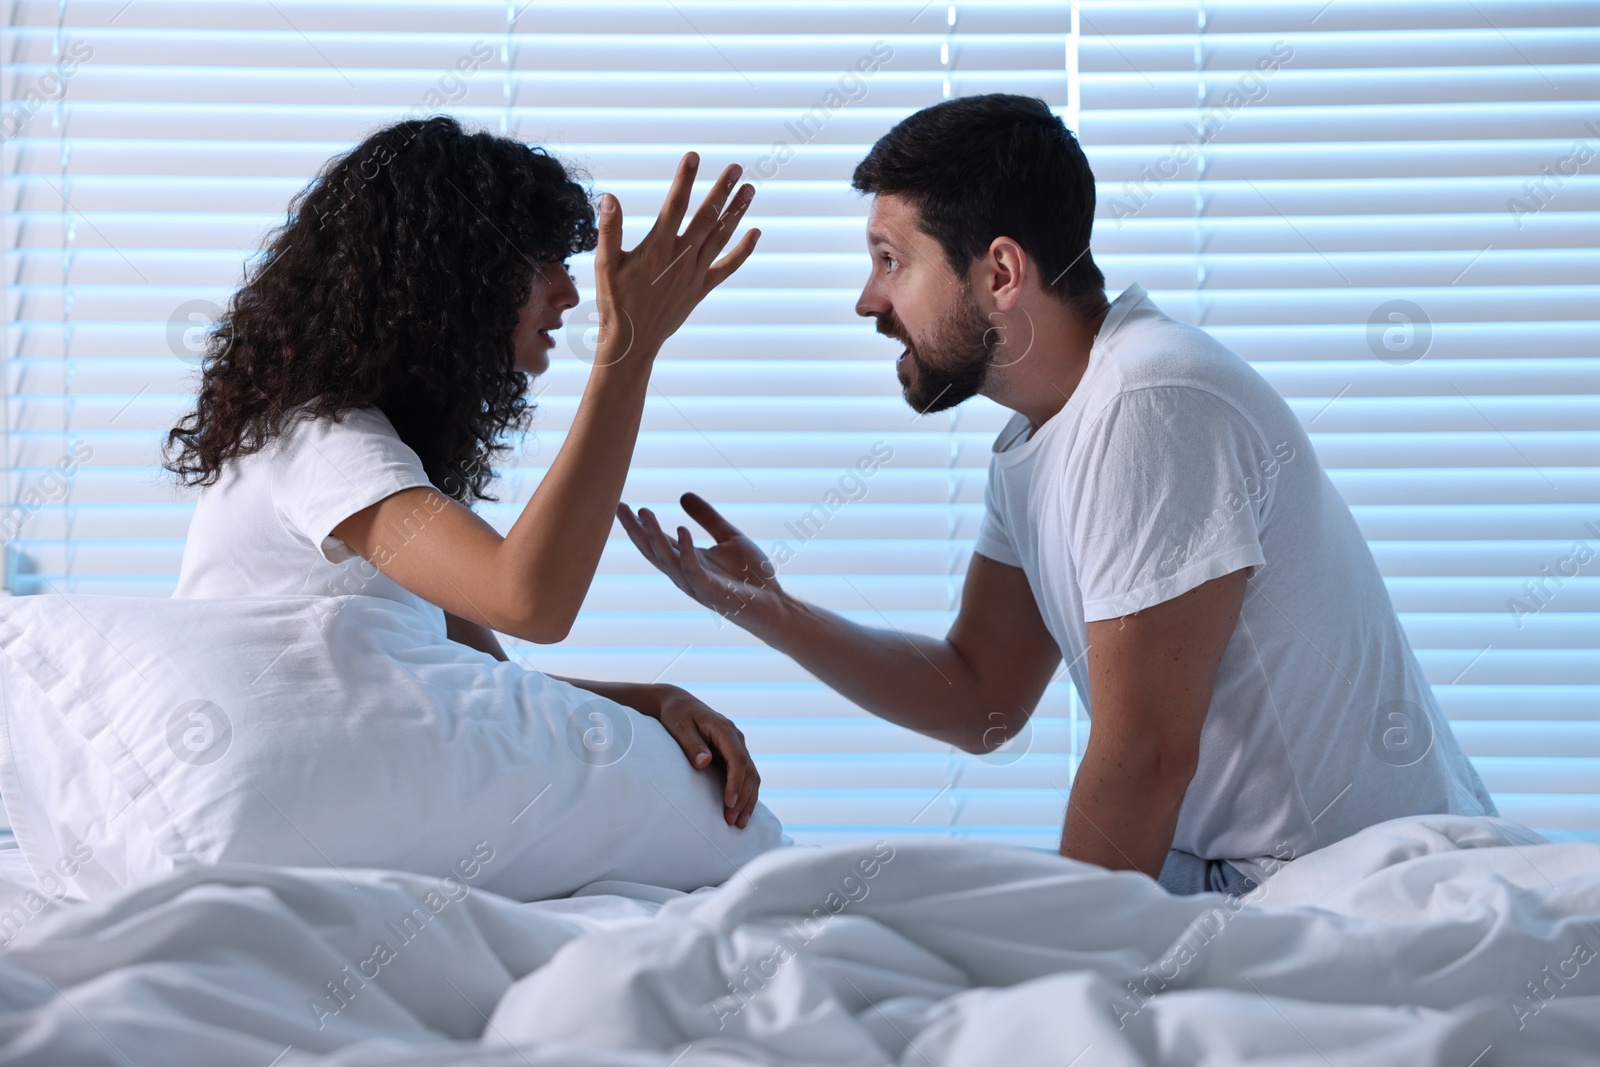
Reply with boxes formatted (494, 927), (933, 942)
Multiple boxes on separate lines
(1084, 313), (1290, 434)
(1106, 311), (1262, 396)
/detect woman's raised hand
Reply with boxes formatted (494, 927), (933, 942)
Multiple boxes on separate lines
(591, 152), (760, 366)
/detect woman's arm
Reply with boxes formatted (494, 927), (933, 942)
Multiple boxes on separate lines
(443, 610), (508, 661)
(332, 153), (760, 644)
(435, 613), (759, 826)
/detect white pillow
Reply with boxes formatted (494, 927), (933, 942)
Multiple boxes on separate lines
(0, 592), (786, 901)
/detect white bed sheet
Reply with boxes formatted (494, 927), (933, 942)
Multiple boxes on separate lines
(0, 838), (37, 902)
(0, 814), (1595, 1066)
(0, 835), (66, 951)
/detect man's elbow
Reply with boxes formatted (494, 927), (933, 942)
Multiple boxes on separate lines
(1098, 739), (1200, 799)
(1145, 746), (1200, 802)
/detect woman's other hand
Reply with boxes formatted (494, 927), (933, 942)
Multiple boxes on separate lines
(646, 683), (761, 829)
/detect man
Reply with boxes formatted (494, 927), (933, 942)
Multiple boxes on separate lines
(618, 93), (1496, 894)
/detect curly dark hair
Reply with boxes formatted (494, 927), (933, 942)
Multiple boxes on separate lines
(162, 114), (598, 503)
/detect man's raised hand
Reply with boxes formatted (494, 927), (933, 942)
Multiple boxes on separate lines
(617, 493), (788, 634)
(592, 152), (761, 366)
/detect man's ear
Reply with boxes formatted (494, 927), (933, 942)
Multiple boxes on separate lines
(979, 236), (1029, 312)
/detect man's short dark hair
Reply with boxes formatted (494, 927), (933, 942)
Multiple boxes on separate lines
(851, 93), (1104, 307)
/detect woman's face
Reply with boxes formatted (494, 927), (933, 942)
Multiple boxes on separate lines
(512, 260), (580, 376)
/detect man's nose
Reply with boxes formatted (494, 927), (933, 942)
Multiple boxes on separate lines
(855, 277), (888, 318)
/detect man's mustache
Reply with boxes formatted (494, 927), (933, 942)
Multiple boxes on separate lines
(874, 312), (910, 346)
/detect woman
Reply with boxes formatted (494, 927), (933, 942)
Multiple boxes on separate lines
(162, 115), (763, 828)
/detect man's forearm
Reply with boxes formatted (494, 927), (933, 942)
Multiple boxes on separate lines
(743, 594), (993, 752)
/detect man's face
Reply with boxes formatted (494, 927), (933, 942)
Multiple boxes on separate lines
(512, 259), (580, 376)
(855, 194), (996, 414)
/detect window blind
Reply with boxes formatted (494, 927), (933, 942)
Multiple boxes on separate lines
(2, 0), (1594, 848)
(1077, 0), (1600, 841)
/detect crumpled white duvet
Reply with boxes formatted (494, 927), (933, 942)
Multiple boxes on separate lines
(0, 814), (1596, 1066)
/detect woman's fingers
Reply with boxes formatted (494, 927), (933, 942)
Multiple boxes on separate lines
(682, 164), (746, 250)
(663, 703), (754, 827)
(653, 691), (758, 830)
(660, 710), (715, 770)
(739, 771), (759, 828)
(704, 227), (761, 292)
(698, 185), (755, 271)
(595, 154), (758, 358)
(702, 715), (757, 826)
(594, 192), (623, 271)
(647, 156), (743, 271)
(724, 759), (746, 824)
(648, 151), (699, 246)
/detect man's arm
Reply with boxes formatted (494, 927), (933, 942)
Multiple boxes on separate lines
(619, 495), (1060, 753)
(1060, 568), (1248, 877)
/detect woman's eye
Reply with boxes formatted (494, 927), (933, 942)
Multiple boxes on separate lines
(881, 253), (898, 273)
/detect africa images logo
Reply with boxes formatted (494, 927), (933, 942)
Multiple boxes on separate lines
(565, 698), (635, 767)
(1367, 698), (1435, 769)
(165, 699), (233, 766)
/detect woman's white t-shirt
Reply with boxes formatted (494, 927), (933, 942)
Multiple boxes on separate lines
(172, 402), (446, 636)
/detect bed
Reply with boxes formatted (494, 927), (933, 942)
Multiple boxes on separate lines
(0, 815), (1596, 1065)
(0, 594), (1597, 1065)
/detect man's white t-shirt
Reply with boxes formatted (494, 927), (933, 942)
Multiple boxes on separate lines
(172, 401), (446, 637)
(973, 283), (1496, 876)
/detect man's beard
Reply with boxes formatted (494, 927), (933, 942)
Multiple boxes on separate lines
(877, 286), (996, 415)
